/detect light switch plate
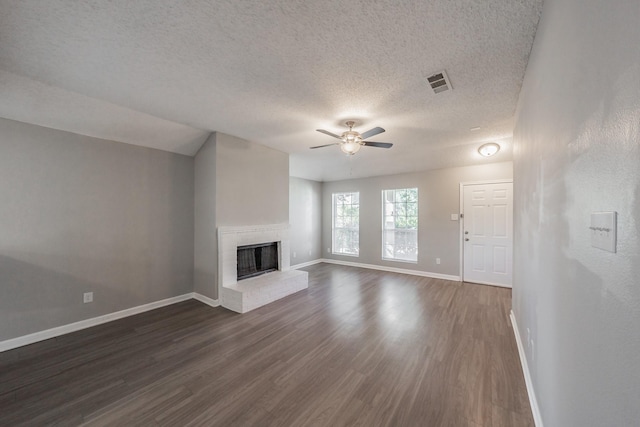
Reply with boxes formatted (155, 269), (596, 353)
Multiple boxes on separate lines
(590, 212), (617, 253)
(450, 214), (459, 221)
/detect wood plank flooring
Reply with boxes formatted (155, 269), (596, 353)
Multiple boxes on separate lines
(0, 263), (533, 426)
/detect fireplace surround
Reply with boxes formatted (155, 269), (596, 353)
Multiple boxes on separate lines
(217, 223), (308, 313)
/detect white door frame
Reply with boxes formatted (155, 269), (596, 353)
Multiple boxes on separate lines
(458, 179), (513, 284)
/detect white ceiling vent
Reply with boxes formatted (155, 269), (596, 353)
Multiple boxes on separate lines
(426, 70), (452, 94)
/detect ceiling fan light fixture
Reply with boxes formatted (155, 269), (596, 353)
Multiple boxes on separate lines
(312, 120), (391, 155)
(478, 142), (500, 157)
(341, 140), (362, 155)
(342, 130), (360, 143)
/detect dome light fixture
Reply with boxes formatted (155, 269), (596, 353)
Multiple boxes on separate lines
(478, 142), (500, 157)
(340, 139), (362, 155)
(339, 122), (363, 155)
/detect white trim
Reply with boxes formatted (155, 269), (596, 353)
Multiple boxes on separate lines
(459, 183), (465, 280)
(217, 223), (289, 235)
(381, 257), (418, 264)
(290, 259), (323, 269)
(510, 310), (544, 427)
(320, 258), (460, 282)
(459, 178), (514, 186)
(331, 251), (359, 257)
(0, 293), (194, 353)
(192, 293), (220, 308)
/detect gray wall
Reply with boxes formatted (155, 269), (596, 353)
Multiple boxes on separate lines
(194, 133), (216, 297)
(322, 162), (512, 277)
(193, 132), (290, 299)
(512, 0), (640, 425)
(0, 118), (194, 341)
(215, 133), (289, 227)
(289, 177), (322, 266)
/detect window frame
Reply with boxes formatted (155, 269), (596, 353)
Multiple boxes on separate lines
(381, 187), (419, 263)
(331, 191), (360, 257)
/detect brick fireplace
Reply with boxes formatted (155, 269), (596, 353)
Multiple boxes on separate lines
(217, 223), (308, 313)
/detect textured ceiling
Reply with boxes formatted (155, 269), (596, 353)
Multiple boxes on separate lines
(0, 0), (542, 181)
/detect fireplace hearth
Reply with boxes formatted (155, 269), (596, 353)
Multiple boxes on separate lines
(217, 224), (308, 313)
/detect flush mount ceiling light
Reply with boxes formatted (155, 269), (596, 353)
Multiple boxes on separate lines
(478, 142), (500, 157)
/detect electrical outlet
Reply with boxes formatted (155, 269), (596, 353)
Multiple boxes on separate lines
(293, 251), (297, 258)
(436, 258), (441, 265)
(308, 250), (311, 256)
(83, 292), (93, 303)
(527, 328), (531, 346)
(327, 248), (330, 253)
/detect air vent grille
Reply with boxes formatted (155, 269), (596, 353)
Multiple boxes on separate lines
(426, 70), (452, 94)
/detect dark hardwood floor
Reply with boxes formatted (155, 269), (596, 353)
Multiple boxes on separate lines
(0, 263), (533, 426)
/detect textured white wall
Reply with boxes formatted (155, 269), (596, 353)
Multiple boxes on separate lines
(289, 177), (322, 266)
(321, 162), (513, 277)
(512, 0), (640, 425)
(0, 118), (194, 341)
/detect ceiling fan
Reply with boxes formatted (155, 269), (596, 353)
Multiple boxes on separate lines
(311, 120), (393, 155)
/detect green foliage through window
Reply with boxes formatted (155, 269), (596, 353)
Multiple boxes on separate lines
(332, 192), (359, 255)
(383, 188), (418, 262)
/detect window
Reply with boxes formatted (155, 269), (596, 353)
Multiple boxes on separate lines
(332, 192), (359, 256)
(382, 188), (418, 262)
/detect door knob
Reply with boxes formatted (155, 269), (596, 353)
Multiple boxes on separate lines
(465, 238), (469, 241)
(464, 231), (469, 234)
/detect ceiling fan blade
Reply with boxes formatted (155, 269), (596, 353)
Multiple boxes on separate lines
(360, 127), (385, 140)
(310, 143), (340, 149)
(316, 129), (342, 139)
(363, 141), (393, 149)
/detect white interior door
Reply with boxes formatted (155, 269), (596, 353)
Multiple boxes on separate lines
(462, 182), (513, 287)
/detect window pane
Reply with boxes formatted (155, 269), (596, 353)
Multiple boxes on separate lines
(382, 188), (418, 262)
(332, 192), (359, 255)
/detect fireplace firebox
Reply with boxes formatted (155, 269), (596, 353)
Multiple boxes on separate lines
(237, 242), (278, 280)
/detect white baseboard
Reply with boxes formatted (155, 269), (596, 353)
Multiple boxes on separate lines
(192, 292), (220, 308)
(510, 310), (544, 427)
(0, 259), (457, 354)
(0, 293), (219, 353)
(320, 258), (461, 282)
(290, 259), (323, 270)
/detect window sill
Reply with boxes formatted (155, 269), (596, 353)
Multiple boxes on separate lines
(332, 252), (360, 257)
(382, 257), (418, 264)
